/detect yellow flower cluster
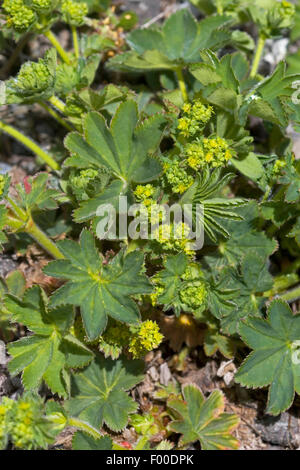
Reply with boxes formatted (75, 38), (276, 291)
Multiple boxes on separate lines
(0, 398), (12, 448)
(16, 60), (53, 96)
(177, 101), (213, 137)
(153, 222), (195, 256)
(150, 262), (207, 313)
(3, 0), (36, 32)
(272, 159), (287, 175)
(134, 184), (155, 207)
(0, 397), (35, 449)
(275, 0), (295, 20)
(128, 320), (163, 358)
(163, 160), (193, 194)
(180, 263), (207, 309)
(11, 401), (35, 449)
(61, 0), (88, 26)
(186, 137), (233, 170)
(179, 282), (207, 309)
(30, 0), (53, 11)
(133, 184), (166, 227)
(97, 320), (163, 359)
(0, 394), (56, 450)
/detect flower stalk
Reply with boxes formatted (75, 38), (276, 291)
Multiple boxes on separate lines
(250, 33), (266, 78)
(44, 30), (71, 65)
(175, 67), (189, 103)
(39, 102), (73, 132)
(71, 25), (80, 59)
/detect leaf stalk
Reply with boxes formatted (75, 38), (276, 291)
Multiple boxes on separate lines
(0, 120), (60, 171)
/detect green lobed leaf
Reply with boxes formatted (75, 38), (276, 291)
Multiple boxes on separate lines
(67, 354), (144, 432)
(168, 384), (239, 449)
(6, 286), (93, 397)
(235, 299), (300, 415)
(64, 101), (167, 184)
(44, 229), (152, 340)
(109, 9), (232, 72)
(72, 432), (113, 450)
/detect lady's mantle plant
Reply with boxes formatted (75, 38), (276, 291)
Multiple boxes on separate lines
(0, 0), (300, 450)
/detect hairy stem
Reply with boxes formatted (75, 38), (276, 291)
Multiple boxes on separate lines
(0, 120), (60, 171)
(44, 30), (71, 65)
(39, 102), (73, 131)
(216, 0), (223, 14)
(7, 197), (27, 222)
(25, 217), (64, 259)
(48, 95), (67, 114)
(250, 33), (265, 78)
(280, 285), (300, 303)
(71, 25), (80, 59)
(175, 67), (188, 103)
(264, 273), (300, 297)
(6, 214), (25, 231)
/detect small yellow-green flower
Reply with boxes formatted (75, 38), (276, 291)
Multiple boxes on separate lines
(272, 159), (287, 175)
(61, 0), (88, 26)
(179, 282), (207, 309)
(3, 0), (36, 32)
(9, 399), (35, 449)
(30, 0), (53, 11)
(178, 101), (213, 137)
(164, 159), (193, 194)
(153, 222), (195, 256)
(186, 137), (233, 170)
(275, 0), (295, 19)
(134, 184), (155, 202)
(129, 320), (163, 358)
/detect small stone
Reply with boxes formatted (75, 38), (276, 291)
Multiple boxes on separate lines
(0, 341), (6, 365)
(0, 254), (18, 278)
(159, 362), (172, 386)
(148, 365), (159, 382)
(0, 374), (13, 396)
(255, 412), (300, 448)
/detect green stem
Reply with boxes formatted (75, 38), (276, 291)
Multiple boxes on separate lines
(39, 102), (73, 131)
(250, 33), (265, 79)
(25, 217), (64, 259)
(175, 67), (188, 103)
(7, 214), (25, 231)
(216, 0), (223, 14)
(0, 120), (60, 171)
(264, 273), (300, 297)
(48, 95), (67, 114)
(7, 197), (27, 222)
(262, 185), (271, 202)
(7, 209), (63, 259)
(280, 285), (300, 303)
(71, 25), (80, 59)
(44, 30), (71, 65)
